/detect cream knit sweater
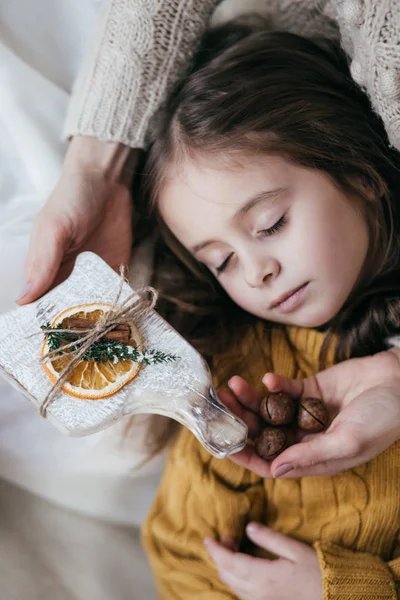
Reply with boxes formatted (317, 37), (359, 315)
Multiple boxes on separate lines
(64, 0), (400, 150)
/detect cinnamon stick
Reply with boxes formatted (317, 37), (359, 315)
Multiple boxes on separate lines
(101, 330), (130, 343)
(65, 318), (129, 332)
(65, 317), (131, 343)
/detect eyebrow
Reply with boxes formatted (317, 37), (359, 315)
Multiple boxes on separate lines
(190, 187), (286, 255)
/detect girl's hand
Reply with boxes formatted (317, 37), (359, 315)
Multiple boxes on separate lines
(16, 137), (136, 305)
(220, 349), (400, 478)
(205, 523), (322, 600)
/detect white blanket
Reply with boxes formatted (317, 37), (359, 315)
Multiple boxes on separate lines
(0, 2), (162, 598)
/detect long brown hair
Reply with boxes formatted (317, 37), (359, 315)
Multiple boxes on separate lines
(140, 22), (400, 372)
(135, 23), (400, 454)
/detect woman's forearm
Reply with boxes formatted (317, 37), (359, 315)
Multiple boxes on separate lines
(62, 136), (142, 190)
(63, 136), (130, 179)
(63, 0), (220, 149)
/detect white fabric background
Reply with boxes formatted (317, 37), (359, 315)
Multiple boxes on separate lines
(0, 1), (163, 598)
(0, 0), (169, 521)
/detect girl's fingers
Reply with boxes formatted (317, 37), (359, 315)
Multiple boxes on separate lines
(219, 535), (239, 552)
(245, 523), (303, 561)
(204, 538), (260, 578)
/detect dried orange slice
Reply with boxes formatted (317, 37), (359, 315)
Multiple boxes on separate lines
(41, 303), (142, 400)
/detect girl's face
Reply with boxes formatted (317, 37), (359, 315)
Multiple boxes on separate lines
(158, 155), (369, 328)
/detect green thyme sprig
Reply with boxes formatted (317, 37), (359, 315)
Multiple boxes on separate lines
(41, 323), (178, 365)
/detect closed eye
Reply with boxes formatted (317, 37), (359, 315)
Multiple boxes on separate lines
(258, 215), (287, 237)
(215, 215), (286, 276)
(216, 252), (233, 276)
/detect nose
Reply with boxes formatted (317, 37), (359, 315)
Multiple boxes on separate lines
(244, 256), (280, 289)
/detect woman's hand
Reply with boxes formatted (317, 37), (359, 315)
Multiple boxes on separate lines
(220, 348), (400, 478)
(205, 523), (322, 600)
(16, 136), (138, 305)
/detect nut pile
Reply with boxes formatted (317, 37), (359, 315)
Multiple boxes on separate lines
(255, 392), (329, 460)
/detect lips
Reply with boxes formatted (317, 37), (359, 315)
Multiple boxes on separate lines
(269, 284), (307, 310)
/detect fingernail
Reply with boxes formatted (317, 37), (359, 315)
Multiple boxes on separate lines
(273, 464), (294, 478)
(246, 522), (260, 534)
(16, 282), (31, 301)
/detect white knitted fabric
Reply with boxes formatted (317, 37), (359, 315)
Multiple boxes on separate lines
(64, 0), (217, 146)
(336, 0), (400, 149)
(64, 0), (400, 151)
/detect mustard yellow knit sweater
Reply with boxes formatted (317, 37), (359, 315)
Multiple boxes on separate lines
(143, 323), (400, 600)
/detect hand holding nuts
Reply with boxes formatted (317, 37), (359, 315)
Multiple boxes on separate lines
(254, 391), (329, 460)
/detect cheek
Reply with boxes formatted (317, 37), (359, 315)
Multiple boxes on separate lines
(279, 223), (319, 273)
(220, 276), (243, 304)
(219, 274), (254, 311)
(219, 274), (267, 319)
(304, 209), (369, 294)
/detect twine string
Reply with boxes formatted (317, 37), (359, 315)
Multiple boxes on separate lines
(29, 266), (158, 417)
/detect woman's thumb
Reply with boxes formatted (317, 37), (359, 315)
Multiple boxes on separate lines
(270, 429), (352, 478)
(16, 220), (67, 305)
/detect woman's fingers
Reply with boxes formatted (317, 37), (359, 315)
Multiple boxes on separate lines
(270, 426), (363, 478)
(17, 216), (68, 305)
(222, 373), (351, 479)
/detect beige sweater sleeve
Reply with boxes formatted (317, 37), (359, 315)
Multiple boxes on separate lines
(63, 0), (219, 148)
(64, 0), (400, 152)
(333, 0), (400, 150)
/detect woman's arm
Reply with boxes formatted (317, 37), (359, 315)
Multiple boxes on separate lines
(63, 0), (220, 148)
(17, 136), (139, 304)
(19, 0), (221, 303)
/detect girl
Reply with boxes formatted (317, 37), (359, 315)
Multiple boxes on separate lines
(18, 0), (400, 480)
(141, 24), (400, 599)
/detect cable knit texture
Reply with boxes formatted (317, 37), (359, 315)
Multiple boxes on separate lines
(336, 0), (400, 150)
(64, 0), (217, 146)
(142, 322), (400, 600)
(64, 0), (400, 150)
